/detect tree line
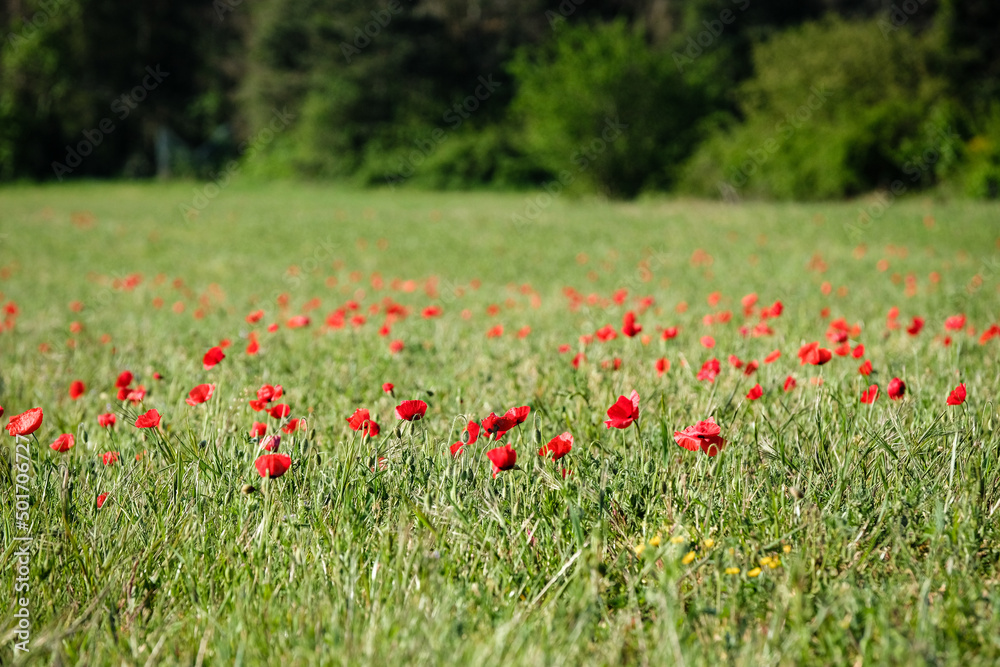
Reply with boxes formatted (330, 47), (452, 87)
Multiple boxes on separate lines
(1, 0), (998, 198)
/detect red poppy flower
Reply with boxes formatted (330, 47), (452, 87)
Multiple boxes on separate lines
(96, 493), (109, 509)
(259, 435), (281, 452)
(102, 451), (120, 466)
(504, 405), (531, 426)
(673, 417), (726, 456)
(621, 311), (642, 337)
(887, 377), (905, 400)
(461, 420), (480, 445)
(743, 360), (759, 376)
(246, 337), (260, 355)
(449, 441), (465, 457)
(153, 372), (163, 380)
(254, 453), (292, 478)
(860, 384), (879, 404)
(422, 305), (442, 319)
(944, 314), (966, 331)
(135, 409), (161, 428)
(98, 413), (116, 428)
(539, 432), (573, 461)
(282, 418), (304, 433)
(389, 340), (404, 354)
(126, 385), (146, 404)
(250, 421), (268, 438)
(6, 407), (43, 436)
(69, 380), (86, 400)
(798, 342), (832, 366)
(946, 383), (966, 406)
(247, 309), (264, 323)
(382, 382), (394, 394)
(268, 404), (291, 419)
(571, 352), (586, 368)
(481, 413), (516, 440)
(700, 336), (715, 349)
(858, 360), (872, 376)
(595, 325), (617, 342)
(783, 376), (797, 392)
(115, 371), (133, 388)
(761, 300), (784, 318)
(655, 358), (670, 376)
(361, 420), (382, 438)
(395, 400), (427, 421)
(487, 444), (518, 477)
(287, 315), (310, 328)
(186, 383), (215, 406)
(661, 327), (678, 340)
(0, 405), (3, 419)
(764, 350), (781, 364)
(697, 358), (720, 382)
(746, 384), (763, 401)
(347, 408), (372, 431)
(852, 344), (865, 359)
(203, 346), (225, 369)
(50, 433), (75, 452)
(729, 355), (744, 369)
(259, 385), (282, 403)
(604, 390), (639, 429)
(906, 317), (924, 335)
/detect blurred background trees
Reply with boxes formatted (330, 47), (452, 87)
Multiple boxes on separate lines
(1, 0), (998, 198)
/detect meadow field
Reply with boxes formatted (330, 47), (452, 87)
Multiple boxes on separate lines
(1, 182), (1000, 665)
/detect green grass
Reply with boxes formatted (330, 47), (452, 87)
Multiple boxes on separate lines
(1, 182), (1000, 665)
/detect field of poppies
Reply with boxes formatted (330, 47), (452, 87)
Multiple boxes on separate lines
(2, 182), (1000, 664)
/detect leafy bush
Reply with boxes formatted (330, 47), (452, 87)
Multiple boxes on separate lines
(508, 19), (722, 198)
(680, 17), (947, 200)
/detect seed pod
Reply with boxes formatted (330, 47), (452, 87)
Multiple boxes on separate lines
(241, 484), (257, 495)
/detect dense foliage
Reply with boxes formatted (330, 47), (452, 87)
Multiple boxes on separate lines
(1, 0), (998, 198)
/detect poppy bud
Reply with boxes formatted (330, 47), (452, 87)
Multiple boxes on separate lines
(242, 484), (257, 495)
(534, 428), (541, 444)
(461, 429), (471, 444)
